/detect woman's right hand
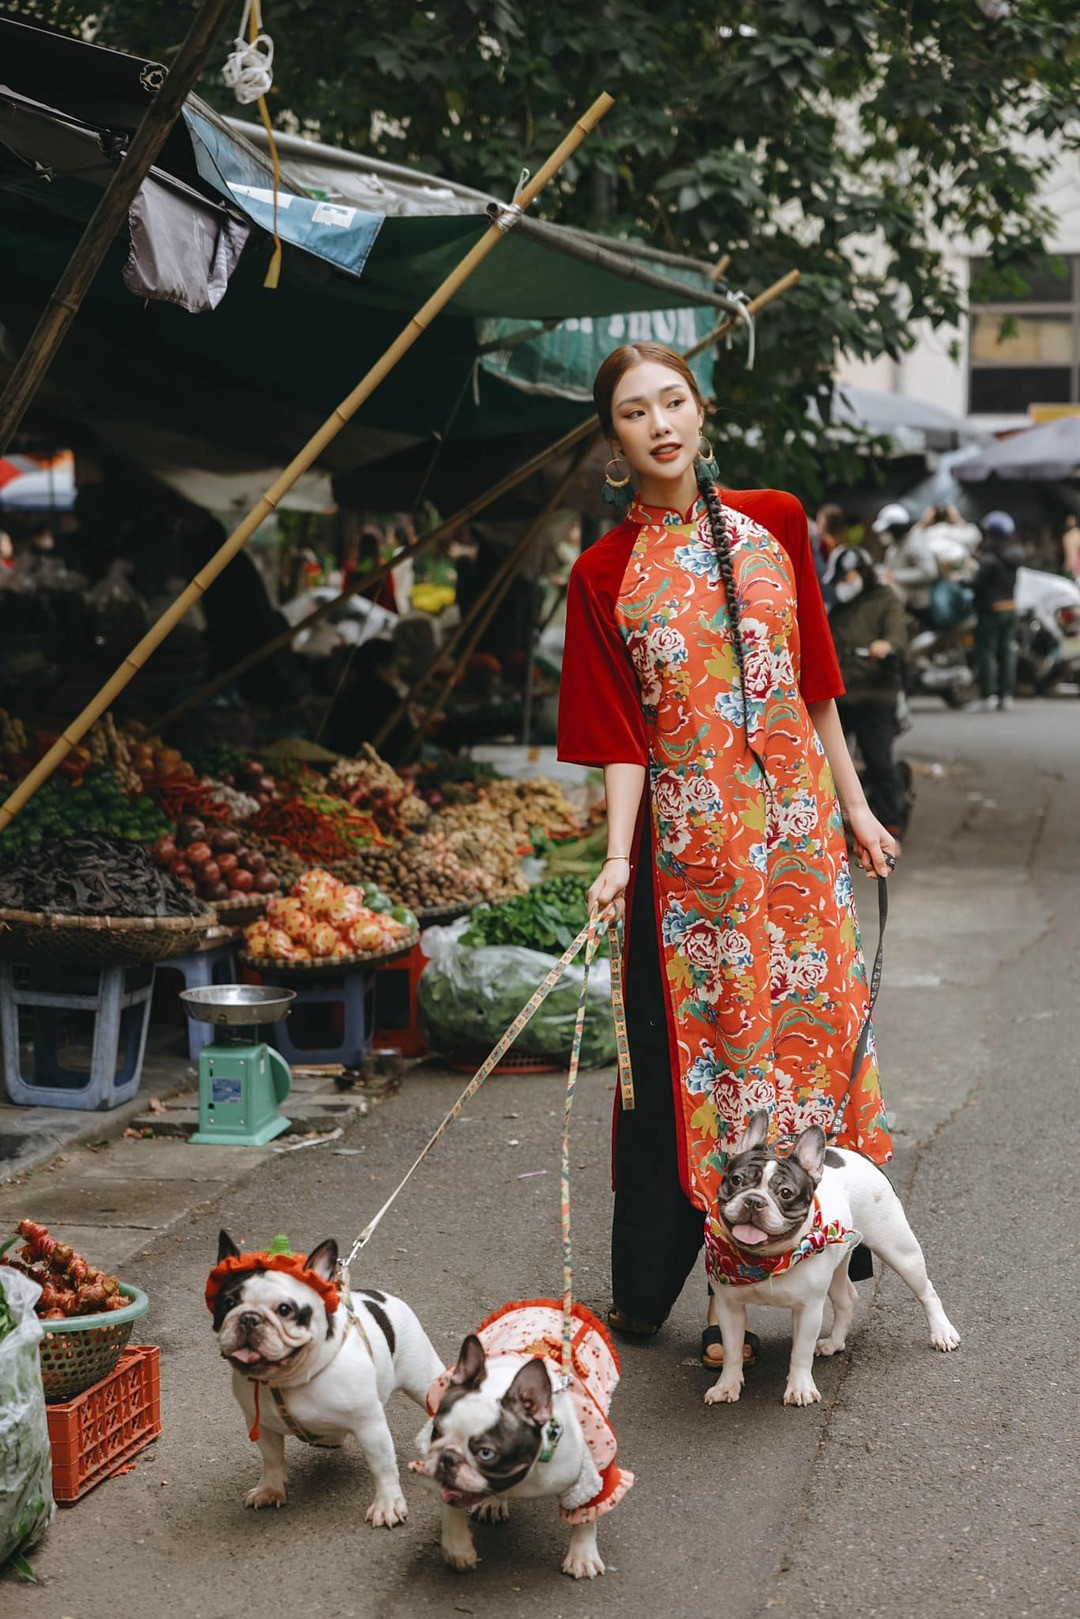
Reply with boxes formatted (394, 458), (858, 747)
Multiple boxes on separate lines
(587, 857), (631, 920)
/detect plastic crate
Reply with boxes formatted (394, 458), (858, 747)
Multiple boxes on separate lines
(46, 1344), (162, 1503)
(373, 941), (428, 1057)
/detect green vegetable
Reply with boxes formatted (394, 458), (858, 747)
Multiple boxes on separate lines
(462, 876), (608, 956)
(0, 1278), (16, 1344)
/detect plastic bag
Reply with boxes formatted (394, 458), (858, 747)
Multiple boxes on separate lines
(0, 1267), (54, 1570)
(418, 919), (616, 1068)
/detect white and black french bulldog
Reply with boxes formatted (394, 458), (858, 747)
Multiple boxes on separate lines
(212, 1231), (443, 1526)
(409, 1334), (608, 1580)
(704, 1112), (960, 1409)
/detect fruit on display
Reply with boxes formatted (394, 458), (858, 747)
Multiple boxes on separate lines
(328, 746), (431, 835)
(243, 869), (416, 963)
(0, 769), (171, 855)
(151, 817), (280, 904)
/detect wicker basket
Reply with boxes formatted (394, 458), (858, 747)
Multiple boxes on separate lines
(212, 893), (269, 929)
(241, 929), (419, 974)
(0, 906), (213, 967)
(38, 1284), (150, 1402)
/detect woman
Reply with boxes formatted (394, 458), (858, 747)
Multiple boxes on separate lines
(828, 546), (909, 835)
(557, 343), (896, 1362)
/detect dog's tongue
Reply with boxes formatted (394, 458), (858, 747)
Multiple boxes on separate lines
(732, 1223), (769, 1246)
(230, 1346), (264, 1365)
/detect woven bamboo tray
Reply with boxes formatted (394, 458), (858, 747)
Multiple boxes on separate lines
(0, 906), (213, 967)
(416, 900), (480, 927)
(241, 929), (419, 974)
(212, 892), (269, 928)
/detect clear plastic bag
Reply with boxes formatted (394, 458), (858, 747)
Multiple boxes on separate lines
(419, 920), (616, 1067)
(0, 1267), (54, 1569)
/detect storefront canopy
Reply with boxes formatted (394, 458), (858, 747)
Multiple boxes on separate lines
(956, 416), (1080, 483)
(0, 15), (748, 465)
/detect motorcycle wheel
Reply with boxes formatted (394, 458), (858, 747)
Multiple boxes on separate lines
(942, 686), (968, 709)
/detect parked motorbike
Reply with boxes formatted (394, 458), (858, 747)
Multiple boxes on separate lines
(904, 616), (976, 708)
(1015, 568), (1080, 694)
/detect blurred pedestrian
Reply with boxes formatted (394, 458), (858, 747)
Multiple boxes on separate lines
(0, 528), (14, 572)
(875, 503), (937, 622)
(813, 503), (848, 606)
(1062, 512), (1080, 583)
(970, 510), (1023, 712)
(828, 547), (909, 834)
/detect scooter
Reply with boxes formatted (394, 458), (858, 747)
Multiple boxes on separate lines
(1015, 568), (1080, 693)
(904, 615), (976, 708)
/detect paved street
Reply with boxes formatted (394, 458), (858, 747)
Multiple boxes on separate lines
(3, 699), (1078, 1619)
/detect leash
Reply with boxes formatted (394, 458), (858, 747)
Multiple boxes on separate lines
(826, 867), (890, 1140)
(339, 906), (632, 1292)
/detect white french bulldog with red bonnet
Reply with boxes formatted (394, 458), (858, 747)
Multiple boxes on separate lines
(210, 1231), (443, 1527)
(704, 1112), (960, 1409)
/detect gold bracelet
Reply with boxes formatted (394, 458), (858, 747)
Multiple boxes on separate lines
(603, 855), (631, 865)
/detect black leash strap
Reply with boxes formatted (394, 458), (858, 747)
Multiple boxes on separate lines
(828, 869), (890, 1140)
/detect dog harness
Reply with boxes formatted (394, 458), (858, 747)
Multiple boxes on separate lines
(705, 1197), (859, 1288)
(425, 1299), (634, 1524)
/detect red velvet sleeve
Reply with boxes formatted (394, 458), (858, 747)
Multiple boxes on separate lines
(721, 487), (844, 703)
(558, 531), (648, 768)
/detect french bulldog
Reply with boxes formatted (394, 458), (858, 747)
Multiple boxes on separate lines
(410, 1308), (632, 1581)
(211, 1231), (443, 1526)
(704, 1112), (960, 1409)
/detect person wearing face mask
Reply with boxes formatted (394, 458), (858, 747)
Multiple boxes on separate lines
(827, 548), (909, 836)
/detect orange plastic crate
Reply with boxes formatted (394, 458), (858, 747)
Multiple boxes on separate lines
(46, 1344), (162, 1503)
(372, 940), (428, 1057)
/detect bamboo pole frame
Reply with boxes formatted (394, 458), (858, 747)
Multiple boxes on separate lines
(372, 267), (802, 751)
(154, 268), (800, 733)
(0, 0), (237, 456)
(0, 93), (615, 834)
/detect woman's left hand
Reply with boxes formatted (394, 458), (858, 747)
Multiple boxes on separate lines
(845, 803), (899, 878)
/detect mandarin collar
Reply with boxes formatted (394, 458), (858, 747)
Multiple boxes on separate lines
(628, 494), (708, 528)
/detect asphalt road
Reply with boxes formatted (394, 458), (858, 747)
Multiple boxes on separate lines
(4, 699), (1078, 1619)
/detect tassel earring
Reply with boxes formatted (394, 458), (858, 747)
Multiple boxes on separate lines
(696, 434), (720, 485)
(602, 454), (633, 510)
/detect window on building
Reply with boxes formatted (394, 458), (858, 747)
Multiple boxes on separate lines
(968, 254), (1079, 415)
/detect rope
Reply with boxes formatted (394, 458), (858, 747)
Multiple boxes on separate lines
(486, 166), (530, 234)
(340, 904), (632, 1328)
(222, 0), (282, 288)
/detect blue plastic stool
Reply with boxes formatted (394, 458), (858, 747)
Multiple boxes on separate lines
(157, 941), (238, 1060)
(0, 960), (155, 1111)
(269, 967), (375, 1068)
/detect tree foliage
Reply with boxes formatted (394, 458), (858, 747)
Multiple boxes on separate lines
(20, 0), (1080, 488)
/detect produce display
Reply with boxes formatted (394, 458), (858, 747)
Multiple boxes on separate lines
(151, 815), (280, 906)
(2, 1222), (125, 1319)
(462, 876), (606, 955)
(332, 819), (524, 916)
(0, 832), (207, 918)
(0, 1275), (14, 1343)
(0, 769), (170, 854)
(328, 746), (431, 836)
(244, 868), (417, 963)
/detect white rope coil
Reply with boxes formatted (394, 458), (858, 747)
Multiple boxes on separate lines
(222, 0), (274, 104)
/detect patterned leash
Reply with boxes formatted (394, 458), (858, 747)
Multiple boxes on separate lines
(827, 867), (890, 1140)
(340, 904), (634, 1343)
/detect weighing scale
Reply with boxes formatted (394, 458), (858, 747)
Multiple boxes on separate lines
(180, 985), (295, 1146)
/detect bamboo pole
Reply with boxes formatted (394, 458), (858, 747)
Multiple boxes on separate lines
(0, 0), (237, 456)
(375, 267), (802, 752)
(0, 93), (615, 834)
(154, 268), (799, 731)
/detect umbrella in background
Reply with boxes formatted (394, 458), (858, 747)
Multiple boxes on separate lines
(0, 450), (76, 510)
(956, 416), (1080, 483)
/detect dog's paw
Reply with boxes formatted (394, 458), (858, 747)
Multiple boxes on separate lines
(930, 1321), (961, 1352)
(783, 1378), (821, 1407)
(442, 1541), (480, 1573)
(470, 1498), (510, 1524)
(245, 1484), (287, 1509)
(563, 1548), (606, 1580)
(815, 1334), (846, 1357)
(366, 1493), (408, 1528)
(704, 1374), (743, 1405)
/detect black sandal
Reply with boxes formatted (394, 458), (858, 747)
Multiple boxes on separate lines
(607, 1308), (660, 1338)
(701, 1325), (760, 1367)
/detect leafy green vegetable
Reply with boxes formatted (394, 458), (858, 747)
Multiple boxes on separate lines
(462, 876), (608, 956)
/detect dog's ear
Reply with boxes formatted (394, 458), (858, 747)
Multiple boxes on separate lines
(450, 1333), (487, 1390)
(792, 1125), (827, 1182)
(217, 1229), (241, 1262)
(734, 1110), (769, 1155)
(304, 1239), (339, 1282)
(504, 1357), (553, 1426)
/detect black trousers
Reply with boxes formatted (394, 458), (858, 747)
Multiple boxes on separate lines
(611, 832), (705, 1326)
(611, 823), (874, 1324)
(837, 699), (904, 830)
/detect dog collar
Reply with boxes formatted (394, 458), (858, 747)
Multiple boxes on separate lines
(538, 1418), (564, 1464)
(205, 1250), (341, 1315)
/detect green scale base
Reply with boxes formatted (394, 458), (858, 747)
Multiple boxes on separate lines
(189, 1039), (292, 1147)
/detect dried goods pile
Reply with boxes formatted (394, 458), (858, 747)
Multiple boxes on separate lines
(328, 746), (431, 837)
(333, 819), (527, 915)
(2, 1222), (125, 1319)
(245, 868), (416, 964)
(0, 832), (207, 918)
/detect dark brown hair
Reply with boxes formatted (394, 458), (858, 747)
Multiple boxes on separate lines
(593, 343), (755, 750)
